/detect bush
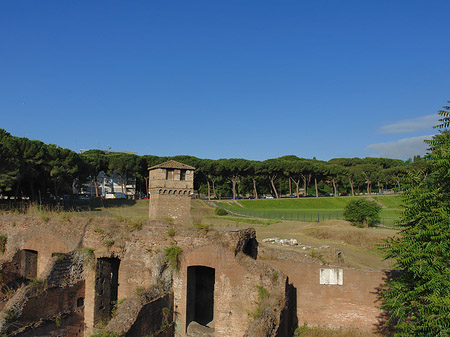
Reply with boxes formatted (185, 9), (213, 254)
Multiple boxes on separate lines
(343, 198), (381, 227)
(215, 207), (228, 216)
(164, 245), (182, 272)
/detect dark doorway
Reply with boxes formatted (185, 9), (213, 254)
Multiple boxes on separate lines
(94, 257), (120, 325)
(21, 249), (38, 279)
(243, 238), (258, 259)
(186, 266), (215, 330)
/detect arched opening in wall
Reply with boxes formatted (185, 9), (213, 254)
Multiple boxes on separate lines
(21, 249), (38, 279)
(243, 238), (258, 259)
(186, 266), (215, 333)
(94, 257), (120, 326)
(77, 297), (84, 307)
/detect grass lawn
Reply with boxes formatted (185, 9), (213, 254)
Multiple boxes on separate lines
(216, 195), (402, 226)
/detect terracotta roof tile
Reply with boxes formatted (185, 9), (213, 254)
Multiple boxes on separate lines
(148, 160), (195, 170)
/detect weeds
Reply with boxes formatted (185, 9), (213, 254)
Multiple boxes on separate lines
(90, 329), (118, 337)
(195, 223), (211, 234)
(1, 285), (15, 299)
(40, 214), (50, 222)
(103, 238), (115, 248)
(167, 228), (176, 237)
(126, 218), (143, 231)
(28, 277), (47, 292)
(4, 309), (17, 322)
(164, 245), (182, 272)
(310, 249), (325, 264)
(251, 285), (270, 318)
(161, 306), (171, 329)
(215, 207), (228, 216)
(0, 234), (6, 254)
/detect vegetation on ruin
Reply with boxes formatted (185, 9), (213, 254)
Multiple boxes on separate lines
(381, 102), (450, 335)
(0, 234), (6, 254)
(294, 325), (383, 337)
(164, 245), (182, 273)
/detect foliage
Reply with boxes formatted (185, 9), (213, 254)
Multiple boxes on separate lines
(90, 330), (117, 337)
(0, 127), (423, 203)
(164, 245), (182, 272)
(214, 207), (228, 216)
(343, 198), (382, 227)
(0, 234), (6, 254)
(381, 102), (450, 335)
(250, 285), (270, 319)
(195, 223), (211, 234)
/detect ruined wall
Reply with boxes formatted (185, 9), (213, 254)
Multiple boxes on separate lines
(173, 237), (288, 337)
(149, 194), (192, 224)
(20, 281), (85, 322)
(0, 214), (386, 337)
(262, 248), (385, 332)
(124, 294), (173, 337)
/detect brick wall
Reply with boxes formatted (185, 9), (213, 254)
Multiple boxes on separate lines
(263, 258), (385, 331)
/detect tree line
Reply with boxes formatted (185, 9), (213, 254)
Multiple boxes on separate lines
(0, 128), (428, 201)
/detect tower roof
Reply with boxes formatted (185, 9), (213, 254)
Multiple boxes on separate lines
(148, 160), (195, 171)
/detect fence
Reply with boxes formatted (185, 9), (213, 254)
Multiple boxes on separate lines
(216, 205), (397, 226)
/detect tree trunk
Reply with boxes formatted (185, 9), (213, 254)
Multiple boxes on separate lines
(289, 178), (292, 196)
(207, 180), (211, 201)
(231, 175), (239, 200)
(269, 175), (279, 198)
(252, 177), (258, 199)
(314, 177), (319, 197)
(301, 174), (307, 197)
(332, 178), (338, 197)
(348, 177), (355, 196)
(93, 178), (99, 197)
(212, 179), (216, 198)
(290, 176), (301, 197)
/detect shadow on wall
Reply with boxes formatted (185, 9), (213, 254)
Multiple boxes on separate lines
(278, 277), (298, 337)
(373, 269), (401, 336)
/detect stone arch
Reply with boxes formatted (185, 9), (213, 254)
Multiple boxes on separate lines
(179, 190), (183, 195)
(158, 189), (162, 194)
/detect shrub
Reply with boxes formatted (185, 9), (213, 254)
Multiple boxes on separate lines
(164, 245), (182, 272)
(343, 198), (381, 227)
(0, 234), (6, 254)
(214, 207), (228, 216)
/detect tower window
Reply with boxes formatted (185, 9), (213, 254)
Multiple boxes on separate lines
(166, 169), (174, 180)
(180, 169), (186, 181)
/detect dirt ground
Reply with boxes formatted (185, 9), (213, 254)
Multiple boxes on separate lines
(193, 200), (397, 270)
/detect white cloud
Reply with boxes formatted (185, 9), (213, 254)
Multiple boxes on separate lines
(380, 114), (439, 134)
(365, 135), (434, 159)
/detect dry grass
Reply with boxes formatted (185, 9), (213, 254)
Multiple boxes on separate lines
(295, 325), (384, 337)
(304, 227), (391, 251)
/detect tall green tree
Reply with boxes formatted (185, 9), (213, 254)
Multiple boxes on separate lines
(382, 102), (450, 335)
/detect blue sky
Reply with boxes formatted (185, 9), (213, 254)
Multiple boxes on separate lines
(1, 1), (449, 161)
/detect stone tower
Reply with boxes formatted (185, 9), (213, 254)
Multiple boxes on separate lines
(148, 160), (195, 223)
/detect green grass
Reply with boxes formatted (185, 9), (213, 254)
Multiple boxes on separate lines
(372, 195), (403, 208)
(206, 216), (280, 226)
(216, 195), (402, 225)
